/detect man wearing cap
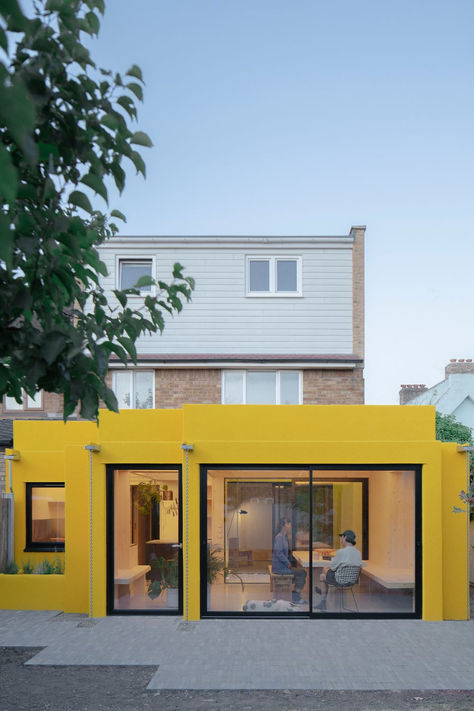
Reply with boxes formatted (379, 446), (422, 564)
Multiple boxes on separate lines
(314, 530), (361, 610)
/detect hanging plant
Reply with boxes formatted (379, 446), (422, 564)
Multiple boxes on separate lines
(135, 481), (168, 515)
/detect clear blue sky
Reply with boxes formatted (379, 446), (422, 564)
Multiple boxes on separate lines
(84, 1), (473, 404)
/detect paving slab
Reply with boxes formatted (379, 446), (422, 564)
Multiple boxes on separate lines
(0, 610), (473, 690)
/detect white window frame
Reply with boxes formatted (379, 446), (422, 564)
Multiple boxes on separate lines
(112, 370), (155, 409)
(246, 256), (302, 297)
(116, 256), (156, 296)
(3, 390), (44, 412)
(221, 370), (302, 404)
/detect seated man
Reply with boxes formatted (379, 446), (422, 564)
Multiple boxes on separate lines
(314, 529), (362, 610)
(272, 517), (307, 605)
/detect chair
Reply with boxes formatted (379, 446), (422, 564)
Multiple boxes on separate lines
(327, 564), (361, 612)
(267, 564), (293, 600)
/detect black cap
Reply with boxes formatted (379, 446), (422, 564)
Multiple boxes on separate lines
(339, 529), (356, 543)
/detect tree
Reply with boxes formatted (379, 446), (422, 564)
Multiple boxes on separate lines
(0, 0), (194, 419)
(435, 412), (473, 516)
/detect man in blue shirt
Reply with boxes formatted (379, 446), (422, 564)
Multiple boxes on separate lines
(272, 517), (307, 605)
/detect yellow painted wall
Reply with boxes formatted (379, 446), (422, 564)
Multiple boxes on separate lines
(0, 405), (469, 621)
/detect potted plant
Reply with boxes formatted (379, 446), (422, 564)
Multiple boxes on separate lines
(148, 556), (179, 607)
(135, 481), (168, 515)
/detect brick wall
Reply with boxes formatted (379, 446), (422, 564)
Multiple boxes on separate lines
(154, 369), (221, 407)
(399, 385), (427, 405)
(303, 368), (364, 404)
(351, 226), (365, 361)
(445, 359), (474, 376)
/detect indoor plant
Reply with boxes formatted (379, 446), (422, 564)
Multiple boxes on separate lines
(148, 555), (179, 607)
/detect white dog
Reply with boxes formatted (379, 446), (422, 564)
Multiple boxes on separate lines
(242, 598), (303, 612)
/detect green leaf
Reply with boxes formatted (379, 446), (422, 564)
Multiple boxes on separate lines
(102, 386), (119, 412)
(0, 80), (36, 158)
(110, 209), (126, 222)
(130, 150), (146, 178)
(0, 26), (8, 53)
(117, 336), (137, 362)
(135, 275), (154, 288)
(80, 172), (108, 204)
(0, 214), (14, 268)
(38, 142), (59, 162)
(110, 162), (125, 193)
(113, 290), (127, 308)
(127, 82), (143, 101)
(130, 131), (153, 148)
(100, 113), (119, 131)
(0, 145), (18, 202)
(69, 190), (93, 214)
(117, 95), (136, 120)
(125, 64), (144, 83)
(85, 11), (100, 34)
(42, 333), (67, 365)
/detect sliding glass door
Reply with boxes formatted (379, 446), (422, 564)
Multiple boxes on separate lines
(201, 465), (421, 618)
(204, 469), (310, 614)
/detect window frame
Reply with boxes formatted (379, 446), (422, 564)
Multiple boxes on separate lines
(246, 256), (302, 297)
(3, 390), (44, 412)
(221, 370), (302, 405)
(25, 482), (65, 552)
(116, 256), (156, 296)
(112, 370), (155, 409)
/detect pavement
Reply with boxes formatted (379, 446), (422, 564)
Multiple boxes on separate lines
(0, 607), (474, 691)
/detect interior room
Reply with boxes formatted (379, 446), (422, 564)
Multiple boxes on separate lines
(205, 467), (417, 615)
(112, 468), (180, 612)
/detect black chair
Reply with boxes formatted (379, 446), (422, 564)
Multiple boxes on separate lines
(327, 564), (361, 611)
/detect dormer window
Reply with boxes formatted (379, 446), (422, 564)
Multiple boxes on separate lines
(246, 256), (301, 296)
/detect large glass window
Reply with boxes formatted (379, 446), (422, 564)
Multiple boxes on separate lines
(111, 468), (181, 613)
(222, 370), (301, 405)
(112, 371), (154, 409)
(26, 483), (65, 551)
(203, 467), (419, 618)
(205, 469), (310, 614)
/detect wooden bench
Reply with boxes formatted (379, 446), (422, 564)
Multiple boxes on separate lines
(115, 565), (151, 598)
(267, 564), (293, 600)
(362, 564), (414, 589)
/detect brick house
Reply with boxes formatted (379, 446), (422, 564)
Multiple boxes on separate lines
(0, 226), (365, 421)
(99, 226), (365, 408)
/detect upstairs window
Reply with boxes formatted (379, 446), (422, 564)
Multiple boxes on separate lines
(112, 371), (154, 409)
(222, 370), (301, 404)
(118, 259), (153, 294)
(246, 256), (301, 296)
(3, 391), (43, 412)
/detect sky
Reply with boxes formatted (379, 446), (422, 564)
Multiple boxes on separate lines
(78, 0), (473, 404)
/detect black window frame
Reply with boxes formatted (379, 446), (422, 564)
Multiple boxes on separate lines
(25, 482), (65, 552)
(200, 464), (422, 620)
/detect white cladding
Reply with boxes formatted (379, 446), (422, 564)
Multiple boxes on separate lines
(98, 238), (354, 355)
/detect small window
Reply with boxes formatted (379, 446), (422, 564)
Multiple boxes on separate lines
(222, 371), (301, 404)
(26, 483), (65, 552)
(118, 259), (153, 293)
(112, 371), (154, 409)
(246, 256), (301, 296)
(4, 390), (43, 412)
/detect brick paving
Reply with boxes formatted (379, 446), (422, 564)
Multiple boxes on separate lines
(0, 606), (473, 691)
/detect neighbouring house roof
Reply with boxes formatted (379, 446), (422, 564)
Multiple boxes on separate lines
(0, 419), (13, 446)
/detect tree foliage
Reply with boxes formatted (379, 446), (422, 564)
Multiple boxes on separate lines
(436, 412), (474, 515)
(0, 0), (194, 419)
(435, 412), (472, 446)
